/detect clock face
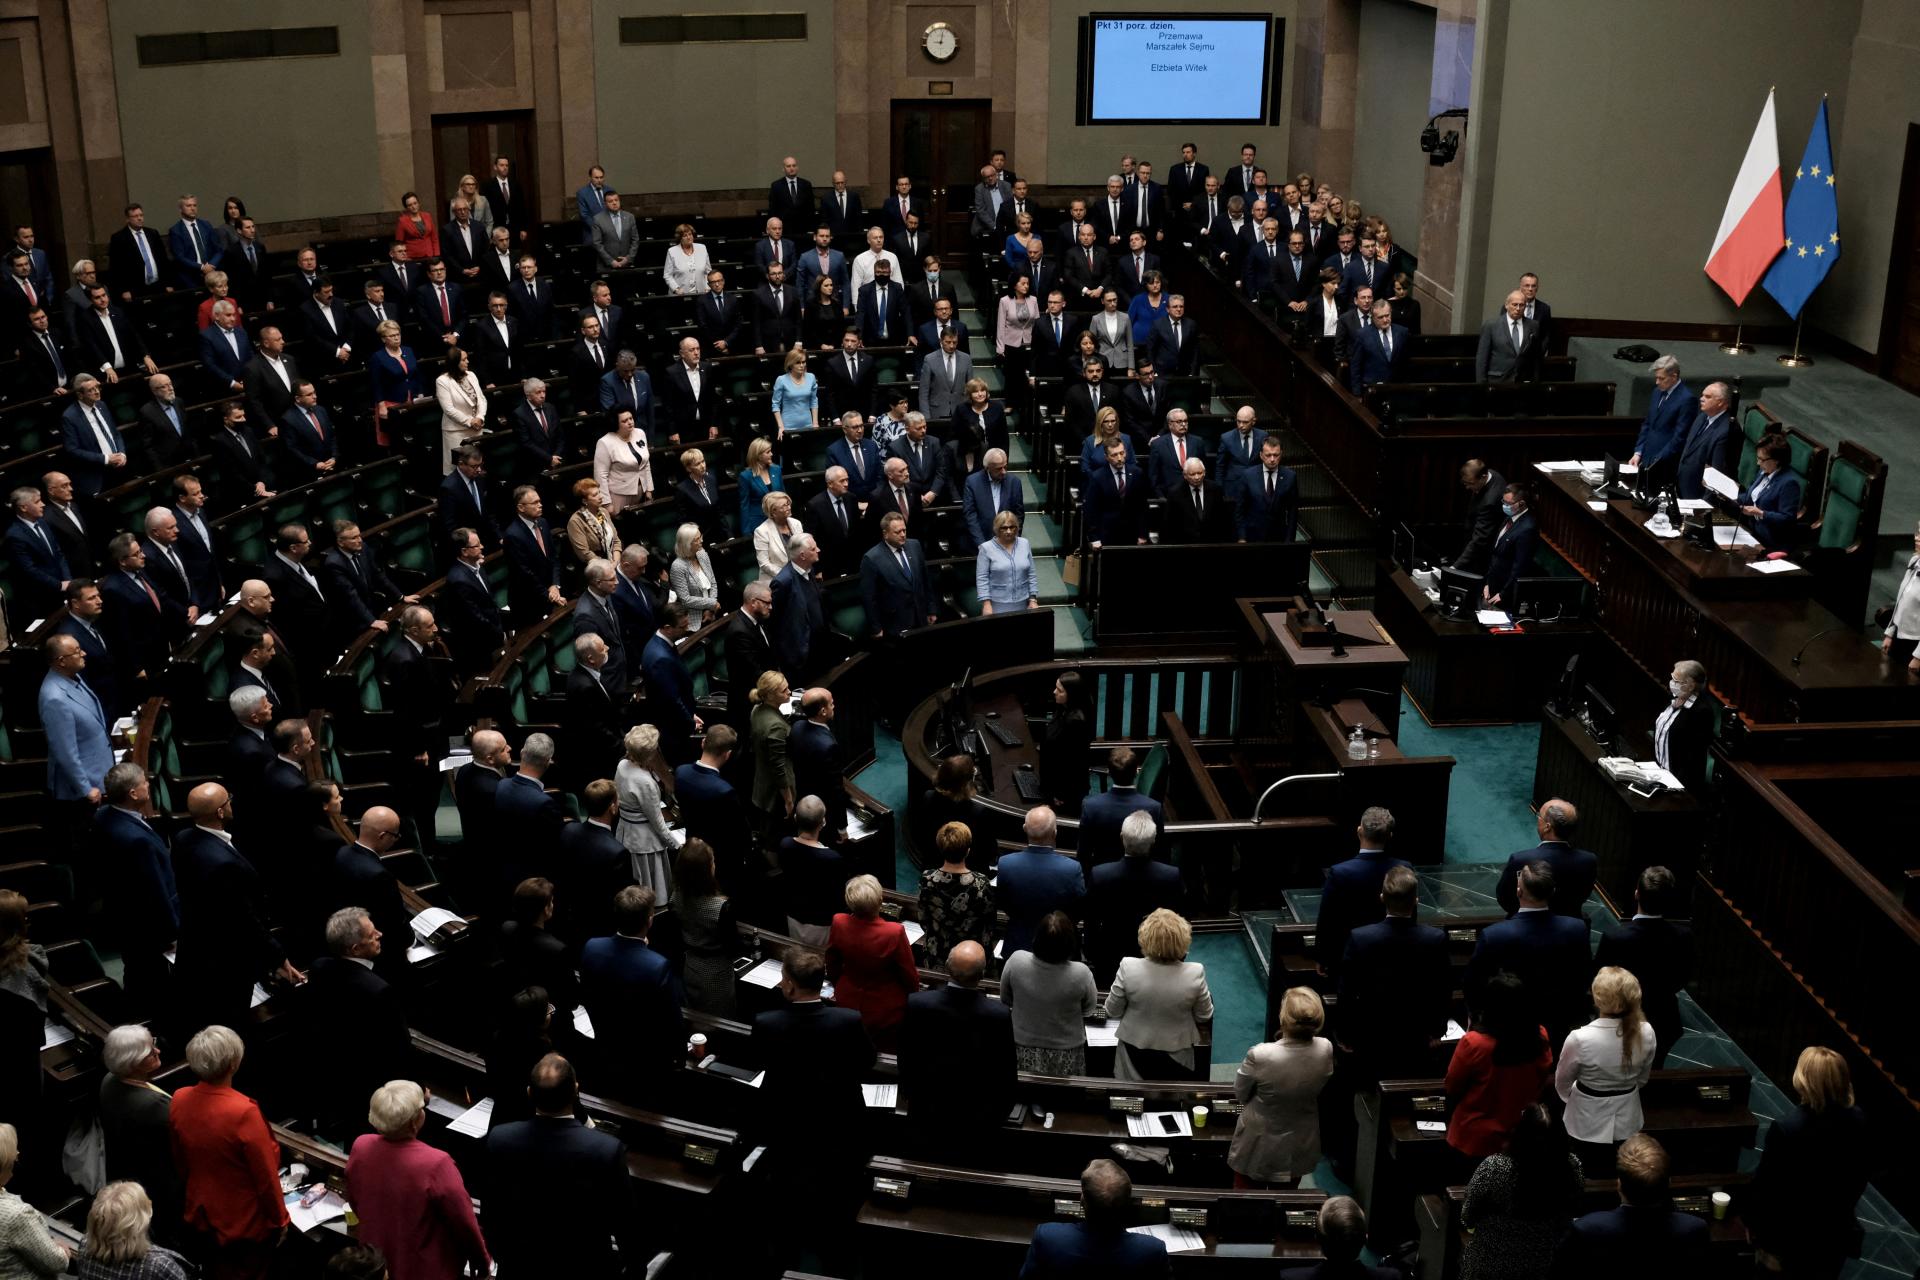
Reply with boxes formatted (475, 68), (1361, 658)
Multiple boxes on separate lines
(924, 23), (958, 61)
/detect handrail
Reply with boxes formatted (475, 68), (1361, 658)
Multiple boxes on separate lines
(1251, 771), (1341, 823)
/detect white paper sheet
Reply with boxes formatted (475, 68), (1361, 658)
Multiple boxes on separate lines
(741, 958), (785, 988)
(846, 811), (873, 841)
(1127, 1110), (1193, 1139)
(42, 1020), (74, 1050)
(1533, 461), (1586, 473)
(1676, 499), (1712, 513)
(1702, 465), (1740, 499)
(437, 752), (472, 774)
(1084, 1019), (1120, 1048)
(408, 941), (442, 964)
(1712, 525), (1761, 548)
(411, 906), (462, 940)
(446, 1098), (494, 1138)
(286, 1189), (349, 1234)
(1475, 610), (1511, 626)
(1128, 1222), (1207, 1253)
(1749, 558), (1801, 574)
(1618, 462), (1640, 475)
(1631, 762), (1686, 791)
(1443, 1019), (1466, 1042)
(573, 1006), (595, 1039)
(902, 921), (925, 946)
(1587, 500), (1610, 512)
(250, 983), (272, 1008)
(862, 1083), (898, 1108)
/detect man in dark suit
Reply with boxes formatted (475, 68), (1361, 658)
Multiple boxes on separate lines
(553, 782), (634, 946)
(139, 508), (201, 642)
(1087, 811), (1184, 982)
(322, 520), (404, 640)
(1021, 1159), (1170, 1280)
(1674, 381), (1738, 501)
(34, 472), (96, 583)
(99, 534), (171, 689)
(660, 336), (723, 445)
(208, 398), (271, 511)
(502, 485), (562, 627)
(467, 292), (521, 389)
(693, 270), (745, 355)
(1315, 807), (1411, 977)
(1628, 358), (1695, 476)
(768, 156), (816, 225)
(825, 417), (885, 502)
(1162, 458), (1233, 545)
(1450, 459), (1507, 575)
(888, 416), (952, 505)
(1517, 272), (1552, 340)
(1466, 860), (1593, 1044)
(512, 378), (566, 473)
(441, 527), (505, 675)
(1473, 291), (1541, 383)
(1119, 362), (1170, 444)
(1063, 358), (1115, 437)
(1110, 231), (1159, 304)
(859, 512), (936, 638)
(878, 176), (926, 237)
(996, 809), (1087, 956)
(570, 561), (628, 683)
(299, 277), (356, 368)
(199, 302), (254, 392)
(241, 325), (301, 442)
(770, 540), (831, 680)
(1260, 230), (1318, 320)
(483, 1054), (645, 1280)
(59, 375), (130, 497)
(170, 783), (297, 1035)
(1145, 408), (1206, 498)
(899, 941), (1015, 1158)
(752, 216), (799, 276)
(564, 633), (626, 779)
(275, 380), (335, 479)
(1338, 865), (1451, 1081)
(1030, 292), (1083, 383)
(325, 808), (415, 972)
(577, 884), (686, 1094)
(789, 689), (849, 836)
(486, 156), (527, 239)
(818, 170), (866, 240)
(106, 204), (168, 299)
(609, 544), (660, 658)
(165, 474), (221, 609)
(506, 256), (554, 340)
(1593, 865), (1693, 1068)
(1495, 797), (1597, 918)
(305, 907), (412, 1130)
(3, 486), (70, 618)
(131, 373), (192, 470)
(1147, 295), (1200, 376)
(478, 227), (518, 298)
(722, 583), (778, 727)
(1083, 439), (1148, 549)
(1060, 223), (1111, 311)
(820, 330), (876, 420)
(16, 305), (71, 397)
(441, 204), (484, 281)
(1078, 747), (1165, 866)
(450, 730), (510, 910)
(641, 605), (702, 764)
(349, 281), (398, 358)
(751, 261), (802, 353)
(95, 762), (177, 1017)
(962, 450), (1025, 549)
(913, 291), (967, 350)
(1348, 300), (1411, 394)
(674, 725), (753, 888)
(377, 607), (450, 819)
(806, 467), (862, 578)
(905, 255), (957, 331)
(1553, 1134), (1710, 1278)
(888, 213), (932, 269)
(1479, 480), (1539, 610)
(440, 448), (499, 552)
(1168, 144), (1210, 213)
(224, 684), (276, 799)
(1213, 201), (1257, 278)
(854, 261), (910, 346)
(55, 581), (119, 712)
(261, 524), (330, 689)
(495, 733), (564, 888)
(413, 258), (465, 349)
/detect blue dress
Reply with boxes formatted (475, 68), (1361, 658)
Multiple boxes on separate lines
(976, 536), (1037, 609)
(1128, 292), (1167, 347)
(771, 371), (818, 433)
(739, 462), (785, 531)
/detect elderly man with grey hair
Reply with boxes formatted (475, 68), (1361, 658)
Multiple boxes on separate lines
(565, 630), (626, 772)
(201, 296), (252, 391)
(996, 805), (1087, 957)
(97, 760), (178, 1016)
(307, 905), (412, 1131)
(98, 1024), (182, 1236)
(572, 556), (627, 685)
(1087, 808), (1186, 982)
(225, 681), (275, 793)
(496, 731), (563, 884)
(1628, 353), (1695, 473)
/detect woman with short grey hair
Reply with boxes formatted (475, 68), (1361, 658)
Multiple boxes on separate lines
(346, 1079), (491, 1279)
(77, 1181), (190, 1279)
(97, 1025), (180, 1246)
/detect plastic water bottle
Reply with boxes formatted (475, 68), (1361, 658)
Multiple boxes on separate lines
(1347, 726), (1369, 761)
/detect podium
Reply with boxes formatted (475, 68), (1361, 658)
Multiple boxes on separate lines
(1239, 596), (1408, 745)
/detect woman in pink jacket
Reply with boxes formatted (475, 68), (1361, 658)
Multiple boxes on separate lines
(344, 1080), (490, 1280)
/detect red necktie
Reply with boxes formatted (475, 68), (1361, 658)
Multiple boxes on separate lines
(1115, 470), (1126, 496)
(21, 279), (35, 306)
(533, 524), (546, 554)
(1176, 438), (1186, 466)
(438, 286), (450, 326)
(137, 574), (159, 612)
(306, 408), (325, 441)
(897, 489), (908, 516)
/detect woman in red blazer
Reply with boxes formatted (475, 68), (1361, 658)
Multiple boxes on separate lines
(167, 1025), (288, 1279)
(825, 873), (920, 1049)
(395, 191), (440, 260)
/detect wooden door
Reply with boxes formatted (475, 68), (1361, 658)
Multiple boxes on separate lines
(1880, 122), (1920, 394)
(0, 149), (62, 290)
(430, 112), (537, 225)
(890, 100), (991, 259)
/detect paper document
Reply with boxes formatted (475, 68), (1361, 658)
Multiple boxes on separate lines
(446, 1098), (495, 1138)
(1632, 762), (1685, 791)
(1587, 500), (1610, 512)
(902, 921), (925, 946)
(741, 958), (785, 988)
(1676, 499), (1712, 514)
(194, 612), (218, 627)
(1576, 461), (1607, 472)
(862, 1083), (898, 1109)
(1749, 559), (1801, 574)
(42, 1020), (74, 1050)
(1443, 1019), (1466, 1042)
(250, 983), (272, 1009)
(1475, 610), (1511, 627)
(1713, 525), (1761, 548)
(1702, 466), (1740, 500)
(425, 1093), (466, 1121)
(1618, 462), (1640, 475)
(407, 942), (441, 964)
(846, 811), (873, 841)
(437, 753), (472, 774)
(1084, 1019), (1120, 1048)
(573, 1006), (596, 1039)
(285, 1189), (349, 1234)
(1127, 1110), (1193, 1139)
(1534, 461), (1586, 473)
(1128, 1223), (1207, 1253)
(411, 907), (462, 940)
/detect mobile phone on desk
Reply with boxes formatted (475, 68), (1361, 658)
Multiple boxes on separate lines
(1158, 1113), (1181, 1135)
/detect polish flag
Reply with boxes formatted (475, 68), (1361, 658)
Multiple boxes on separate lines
(1705, 90), (1785, 305)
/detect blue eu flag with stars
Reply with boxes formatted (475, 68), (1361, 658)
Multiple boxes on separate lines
(1762, 99), (1840, 319)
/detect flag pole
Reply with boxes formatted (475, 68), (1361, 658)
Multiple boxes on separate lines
(1720, 322), (1753, 355)
(1777, 315), (1813, 367)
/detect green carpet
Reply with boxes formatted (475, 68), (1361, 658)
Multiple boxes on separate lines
(1393, 695), (1542, 863)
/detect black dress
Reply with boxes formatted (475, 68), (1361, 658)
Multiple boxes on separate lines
(1039, 710), (1093, 814)
(917, 789), (995, 869)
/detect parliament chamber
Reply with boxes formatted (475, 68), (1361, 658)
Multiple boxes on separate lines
(4, 5), (1920, 1279)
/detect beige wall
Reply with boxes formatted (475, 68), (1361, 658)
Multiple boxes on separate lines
(1459, 0), (1860, 332)
(1351, 0), (1434, 235)
(110, 1), (385, 221)
(591, 0), (837, 194)
(1045, 0), (1295, 189)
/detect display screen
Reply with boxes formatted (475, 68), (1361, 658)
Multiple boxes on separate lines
(1083, 13), (1275, 124)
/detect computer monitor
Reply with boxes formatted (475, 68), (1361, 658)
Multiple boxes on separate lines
(1513, 576), (1588, 623)
(1548, 650), (1582, 717)
(1391, 522), (1424, 574)
(1580, 680), (1616, 747)
(1438, 565), (1483, 620)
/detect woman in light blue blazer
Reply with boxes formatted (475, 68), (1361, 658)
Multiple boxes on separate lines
(975, 509), (1038, 613)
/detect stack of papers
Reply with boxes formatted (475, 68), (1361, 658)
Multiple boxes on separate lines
(250, 983), (273, 1009)
(1750, 559), (1802, 574)
(407, 941), (441, 964)
(41, 1020), (75, 1050)
(1128, 1223), (1207, 1253)
(741, 958), (785, 988)
(1476, 610), (1512, 627)
(861, 1083), (898, 1109)
(446, 1098), (495, 1138)
(1084, 1020), (1120, 1048)
(1126, 1110), (1192, 1139)
(902, 921), (925, 946)
(572, 1007), (596, 1039)
(285, 1189), (349, 1233)
(1676, 499), (1712, 514)
(1713, 526), (1761, 549)
(1443, 1019), (1467, 1042)
(846, 811), (874, 841)
(410, 906), (463, 942)
(1532, 461), (1586, 473)
(1587, 500), (1610, 512)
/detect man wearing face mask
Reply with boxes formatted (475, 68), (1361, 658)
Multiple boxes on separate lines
(909, 253), (956, 329)
(1479, 480), (1537, 610)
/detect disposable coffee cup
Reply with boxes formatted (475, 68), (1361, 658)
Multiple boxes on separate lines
(688, 1033), (708, 1061)
(1190, 1105), (1209, 1130)
(1711, 1191), (1730, 1220)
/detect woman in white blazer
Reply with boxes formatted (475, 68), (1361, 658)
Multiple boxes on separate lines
(1555, 966), (1656, 1177)
(1104, 908), (1214, 1081)
(433, 347), (488, 474)
(669, 522), (720, 628)
(1091, 289), (1134, 374)
(1228, 986), (1335, 1185)
(593, 408), (654, 514)
(663, 223), (712, 297)
(752, 491), (805, 582)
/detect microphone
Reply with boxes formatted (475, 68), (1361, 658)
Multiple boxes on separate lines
(1791, 625), (1854, 668)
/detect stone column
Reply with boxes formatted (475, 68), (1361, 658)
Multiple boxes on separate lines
(1287, 0), (1360, 196)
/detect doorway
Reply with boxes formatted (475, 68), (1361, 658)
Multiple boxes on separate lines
(430, 111), (537, 224)
(0, 149), (63, 291)
(890, 100), (991, 258)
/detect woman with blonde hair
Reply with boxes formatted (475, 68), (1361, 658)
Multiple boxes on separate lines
(1106, 908), (1214, 1081)
(753, 491), (805, 581)
(0, 1123), (66, 1278)
(668, 522), (719, 627)
(615, 724), (677, 898)
(593, 406), (654, 516)
(738, 435), (785, 531)
(663, 222), (711, 296)
(1227, 986), (1335, 1186)
(77, 1180), (190, 1278)
(1079, 404), (1135, 479)
(565, 476), (622, 566)
(168, 1025), (288, 1276)
(1555, 965), (1655, 1176)
(1739, 1046), (1871, 1278)
(826, 873), (920, 1048)
(772, 346), (819, 436)
(195, 270), (239, 331)
(976, 508), (1037, 612)
(370, 318), (421, 448)
(451, 173), (492, 235)
(748, 669), (795, 821)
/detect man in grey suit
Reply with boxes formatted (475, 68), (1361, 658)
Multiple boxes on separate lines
(590, 191), (640, 271)
(970, 165), (1007, 239)
(919, 328), (973, 423)
(1473, 290), (1540, 382)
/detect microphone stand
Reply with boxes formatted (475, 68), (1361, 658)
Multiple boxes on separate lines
(1791, 625), (1854, 668)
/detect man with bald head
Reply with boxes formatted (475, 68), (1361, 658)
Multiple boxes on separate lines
(235, 577), (302, 709)
(899, 939), (1016, 1159)
(1674, 381), (1739, 501)
(1494, 798), (1598, 918)
(1474, 288), (1540, 383)
(328, 804), (412, 976)
(172, 781), (302, 1031)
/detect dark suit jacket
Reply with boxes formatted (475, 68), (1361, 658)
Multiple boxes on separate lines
(888, 434), (952, 503)
(242, 354), (299, 435)
(1552, 1204), (1709, 1279)
(1060, 243), (1111, 303)
(820, 350), (877, 420)
(553, 821), (633, 946)
(3, 519), (69, 617)
(564, 666), (625, 775)
(59, 398), (129, 495)
(1079, 786), (1165, 866)
(672, 760), (751, 881)
(854, 280), (910, 346)
(751, 1000), (875, 1162)
(17, 325), (72, 397)
(467, 313), (522, 387)
(1083, 463), (1147, 546)
(483, 1115), (641, 1279)
(376, 630), (449, 761)
(96, 806), (178, 953)
(805, 488), (861, 577)
(768, 177), (816, 223)
(659, 360), (721, 442)
(693, 289), (745, 350)
(995, 848), (1087, 957)
(824, 437), (885, 500)
(818, 188), (866, 237)
(1316, 849), (1413, 974)
(1161, 481), (1233, 545)
(1087, 857), (1184, 979)
(750, 282), (802, 351)
(1022, 1222), (1170, 1280)
(1482, 510), (1539, 606)
(328, 842), (412, 965)
(199, 323), (253, 388)
(1466, 909), (1594, 1039)
(502, 517), (560, 623)
(1593, 915), (1692, 1055)
(210, 425), (273, 511)
(303, 955), (410, 1124)
(1348, 322), (1411, 392)
(899, 985), (1016, 1151)
(1452, 473), (1508, 574)
(641, 634), (697, 746)
(99, 568), (170, 678)
(56, 615), (120, 713)
(441, 560), (505, 673)
(170, 825), (282, 1023)
(961, 469), (1025, 549)
(135, 397), (194, 469)
(438, 471), (499, 550)
(1495, 840), (1597, 918)
(859, 538), (934, 637)
(1338, 916), (1451, 1077)
(1030, 311), (1084, 382)
(261, 555), (328, 665)
(722, 610), (778, 726)
(106, 226), (168, 296)
(494, 772), (564, 886)
(1674, 412), (1739, 501)
(505, 276), (554, 339)
(670, 472), (725, 546)
(322, 544), (399, 636)
(1147, 314), (1200, 376)
(789, 717), (847, 834)
(168, 506), (221, 607)
(140, 538), (196, 642)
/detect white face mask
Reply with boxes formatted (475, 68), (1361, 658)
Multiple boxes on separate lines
(1669, 679), (1688, 699)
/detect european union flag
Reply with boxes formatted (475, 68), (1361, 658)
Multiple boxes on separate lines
(1762, 99), (1840, 319)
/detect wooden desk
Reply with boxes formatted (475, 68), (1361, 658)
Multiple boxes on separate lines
(1372, 562), (1593, 725)
(1532, 708), (1707, 912)
(1531, 469), (1917, 723)
(1295, 698), (1454, 862)
(1240, 599), (1407, 745)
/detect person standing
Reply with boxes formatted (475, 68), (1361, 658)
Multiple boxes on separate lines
(345, 1081), (490, 1280)
(1228, 987), (1335, 1187)
(168, 1027), (288, 1279)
